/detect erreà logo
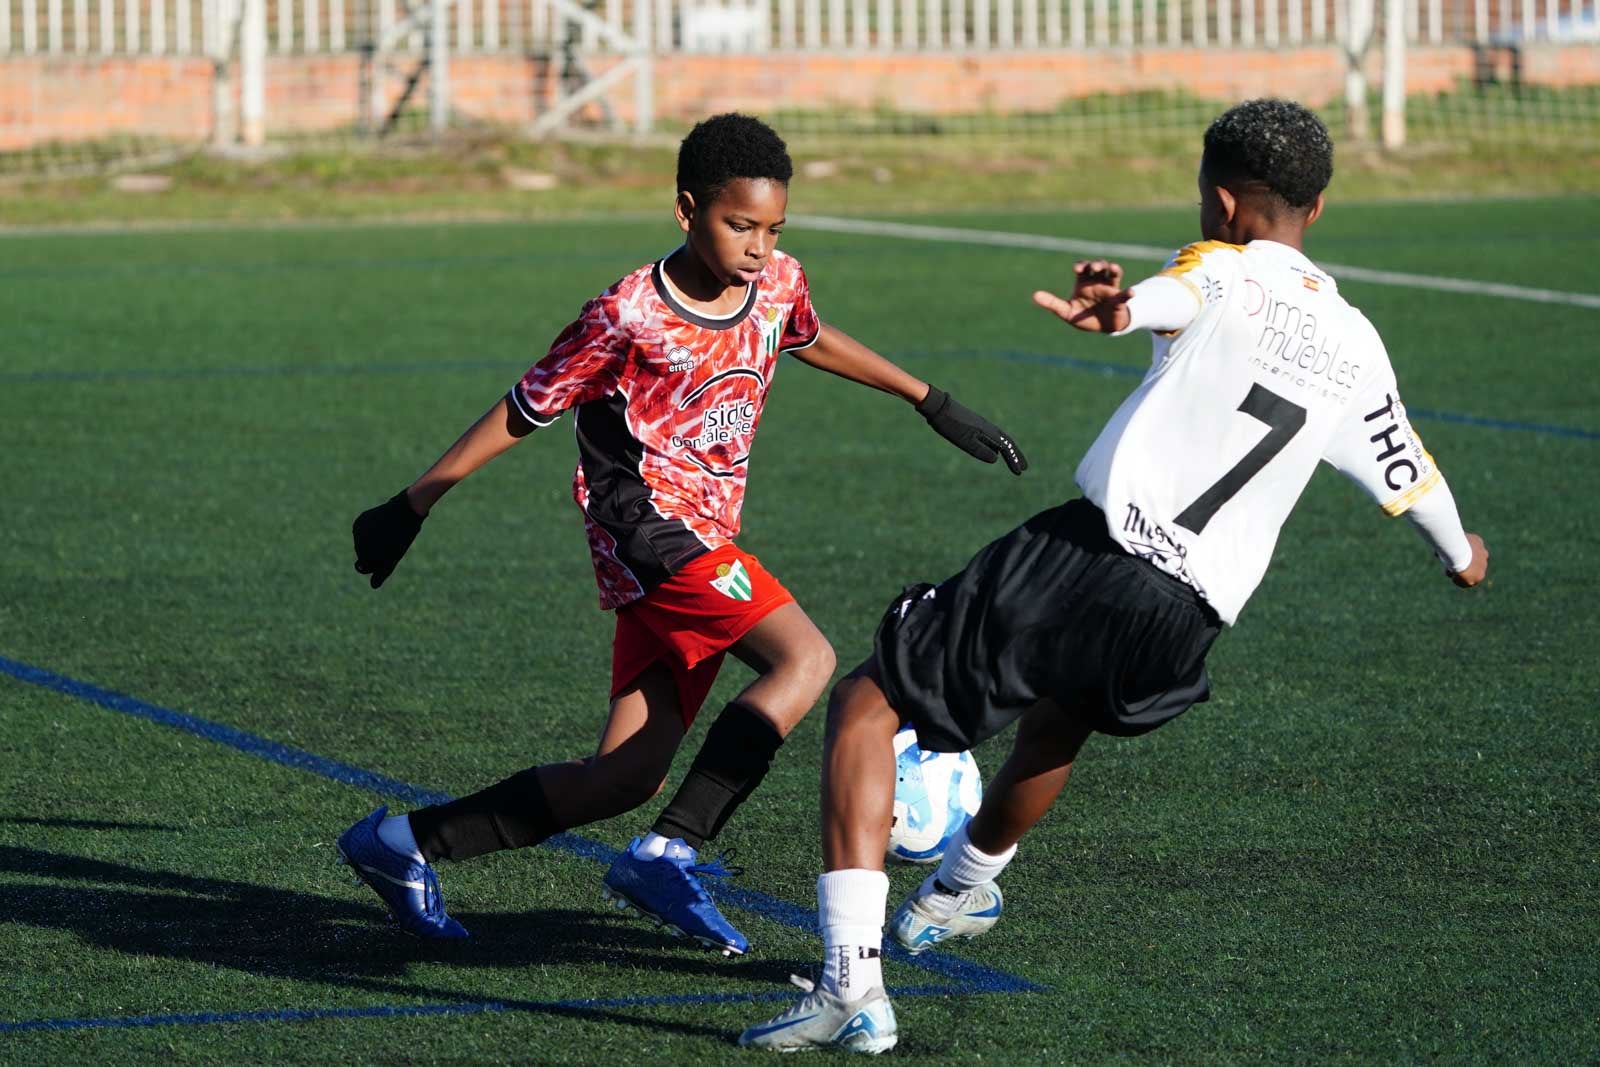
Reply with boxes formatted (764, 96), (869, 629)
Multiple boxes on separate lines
(758, 307), (784, 359)
(667, 345), (696, 373)
(710, 559), (753, 601)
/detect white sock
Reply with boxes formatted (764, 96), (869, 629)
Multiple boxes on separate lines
(930, 823), (1016, 896)
(632, 832), (671, 860)
(377, 813), (424, 862)
(817, 869), (889, 1002)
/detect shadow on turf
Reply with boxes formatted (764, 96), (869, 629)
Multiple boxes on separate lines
(4, 845), (810, 1032)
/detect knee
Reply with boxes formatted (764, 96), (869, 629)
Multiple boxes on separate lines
(628, 775), (669, 808)
(824, 674), (856, 730)
(824, 671), (890, 743)
(607, 776), (668, 815)
(792, 633), (837, 698)
(780, 637), (836, 728)
(584, 755), (670, 815)
(760, 632), (836, 716)
(742, 630), (837, 736)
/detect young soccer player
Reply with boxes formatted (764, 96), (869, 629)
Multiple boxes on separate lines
(739, 99), (1489, 1051)
(334, 113), (1027, 955)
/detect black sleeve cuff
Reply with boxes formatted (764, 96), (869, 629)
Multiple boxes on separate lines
(915, 385), (949, 417)
(778, 315), (823, 354)
(507, 386), (561, 429)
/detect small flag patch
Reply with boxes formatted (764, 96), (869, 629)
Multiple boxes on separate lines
(710, 559), (754, 601)
(1302, 276), (1321, 292)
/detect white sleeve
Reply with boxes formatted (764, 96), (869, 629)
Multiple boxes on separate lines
(1322, 347), (1470, 569)
(1112, 241), (1233, 337)
(1111, 275), (1202, 336)
(1403, 476), (1474, 572)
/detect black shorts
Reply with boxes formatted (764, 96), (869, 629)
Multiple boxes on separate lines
(874, 498), (1222, 751)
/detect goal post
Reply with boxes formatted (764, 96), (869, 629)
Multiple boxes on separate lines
(1383, 0), (1407, 147)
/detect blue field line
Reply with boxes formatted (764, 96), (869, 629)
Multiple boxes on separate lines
(972, 348), (1600, 441)
(0, 247), (647, 283)
(0, 654), (450, 810)
(1403, 406), (1600, 441)
(0, 984), (960, 1036)
(0, 654), (1039, 1002)
(0, 358), (522, 385)
(6, 346), (1593, 443)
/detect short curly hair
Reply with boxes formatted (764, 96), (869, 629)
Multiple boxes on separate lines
(676, 113), (793, 206)
(1202, 99), (1333, 212)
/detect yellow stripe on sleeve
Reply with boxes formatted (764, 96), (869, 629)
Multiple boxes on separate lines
(1380, 467), (1442, 517)
(1159, 240), (1247, 279)
(1170, 273), (1204, 304)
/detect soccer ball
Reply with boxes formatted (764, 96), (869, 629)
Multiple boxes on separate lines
(887, 725), (983, 864)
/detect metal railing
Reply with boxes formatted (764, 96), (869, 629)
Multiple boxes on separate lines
(3, 0), (1595, 56)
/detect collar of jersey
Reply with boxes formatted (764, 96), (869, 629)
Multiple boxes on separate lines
(1247, 240), (1333, 285)
(1247, 239), (1310, 262)
(652, 256), (758, 331)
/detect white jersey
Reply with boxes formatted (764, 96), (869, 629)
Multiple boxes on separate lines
(1077, 239), (1445, 625)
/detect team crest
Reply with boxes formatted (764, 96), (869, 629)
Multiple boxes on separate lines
(758, 307), (784, 358)
(710, 560), (754, 601)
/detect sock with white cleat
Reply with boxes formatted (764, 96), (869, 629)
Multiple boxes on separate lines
(923, 823), (1016, 905)
(817, 869), (889, 1002)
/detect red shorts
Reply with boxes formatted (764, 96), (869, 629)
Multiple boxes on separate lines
(610, 544), (794, 726)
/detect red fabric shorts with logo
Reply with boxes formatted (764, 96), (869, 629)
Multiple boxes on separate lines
(610, 544), (794, 726)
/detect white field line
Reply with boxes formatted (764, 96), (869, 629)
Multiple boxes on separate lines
(798, 214), (1600, 311)
(0, 210), (665, 238)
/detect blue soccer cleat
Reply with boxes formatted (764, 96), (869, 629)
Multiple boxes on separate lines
(600, 837), (749, 956)
(889, 878), (1003, 954)
(335, 806), (469, 940)
(738, 975), (898, 1053)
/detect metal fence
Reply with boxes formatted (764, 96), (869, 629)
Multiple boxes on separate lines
(2, 0), (1596, 177)
(3, 0), (1595, 56)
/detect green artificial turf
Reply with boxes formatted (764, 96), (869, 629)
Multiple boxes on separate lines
(2, 198), (1596, 1062)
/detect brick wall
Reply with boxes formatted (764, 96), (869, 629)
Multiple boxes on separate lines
(0, 56), (213, 149)
(2, 44), (1596, 149)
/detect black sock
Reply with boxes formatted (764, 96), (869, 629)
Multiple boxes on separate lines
(651, 702), (784, 850)
(408, 766), (559, 863)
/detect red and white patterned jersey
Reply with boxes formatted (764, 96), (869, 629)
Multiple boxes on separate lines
(508, 248), (821, 609)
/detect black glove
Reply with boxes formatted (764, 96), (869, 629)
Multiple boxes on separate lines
(353, 490), (426, 589)
(916, 386), (1028, 475)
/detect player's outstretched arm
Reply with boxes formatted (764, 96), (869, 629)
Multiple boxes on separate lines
(405, 396), (538, 514)
(789, 324), (1027, 475)
(1323, 376), (1489, 593)
(354, 396), (539, 589)
(1032, 260), (1133, 334)
(786, 322), (928, 400)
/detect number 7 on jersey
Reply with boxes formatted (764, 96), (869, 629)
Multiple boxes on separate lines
(1174, 384), (1308, 535)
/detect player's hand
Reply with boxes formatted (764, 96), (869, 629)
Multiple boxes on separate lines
(916, 386), (1028, 475)
(353, 489), (426, 589)
(1032, 260), (1133, 334)
(1447, 532), (1489, 588)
